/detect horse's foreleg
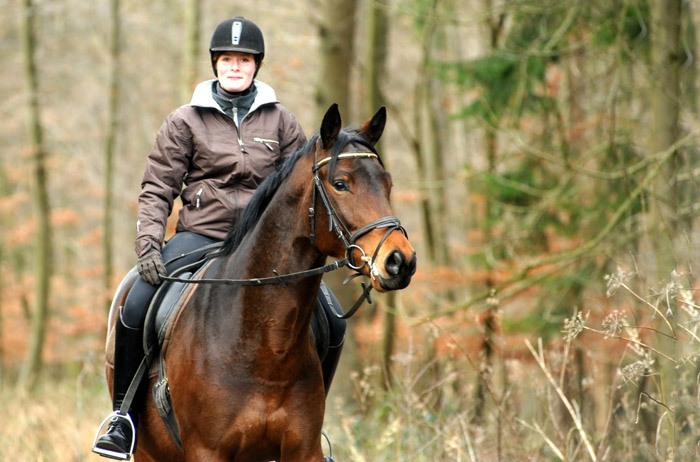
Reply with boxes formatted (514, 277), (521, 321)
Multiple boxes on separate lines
(279, 442), (325, 462)
(278, 422), (325, 462)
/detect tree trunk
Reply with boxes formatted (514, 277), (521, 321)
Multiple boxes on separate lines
(314, 0), (359, 316)
(365, 0), (397, 391)
(474, 0), (506, 430)
(180, 0), (201, 104)
(645, 0), (683, 451)
(427, 76), (450, 267)
(412, 0), (440, 264)
(646, 0), (682, 270)
(313, 0), (361, 399)
(421, 3), (451, 269)
(315, 0), (357, 121)
(103, 0), (121, 307)
(17, 0), (53, 392)
(366, 0), (388, 118)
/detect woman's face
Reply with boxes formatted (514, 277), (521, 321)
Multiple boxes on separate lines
(216, 51), (257, 93)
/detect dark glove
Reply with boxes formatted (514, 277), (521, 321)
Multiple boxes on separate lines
(137, 246), (165, 285)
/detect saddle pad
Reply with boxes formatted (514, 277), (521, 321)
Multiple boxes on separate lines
(156, 260), (213, 355)
(155, 272), (193, 345)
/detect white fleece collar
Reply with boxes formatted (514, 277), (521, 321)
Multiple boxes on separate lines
(189, 79), (279, 114)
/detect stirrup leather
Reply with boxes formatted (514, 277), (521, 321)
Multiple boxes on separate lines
(91, 411), (136, 460)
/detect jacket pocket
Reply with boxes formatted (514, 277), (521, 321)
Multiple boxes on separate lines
(182, 182), (212, 210)
(253, 137), (280, 152)
(179, 180), (238, 237)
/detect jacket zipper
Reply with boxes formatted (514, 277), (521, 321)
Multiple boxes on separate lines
(195, 187), (204, 209)
(253, 137), (279, 151)
(232, 107), (248, 154)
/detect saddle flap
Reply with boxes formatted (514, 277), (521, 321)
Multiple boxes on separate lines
(155, 273), (193, 344)
(143, 259), (214, 355)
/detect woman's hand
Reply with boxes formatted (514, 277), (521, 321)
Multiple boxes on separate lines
(138, 246), (166, 285)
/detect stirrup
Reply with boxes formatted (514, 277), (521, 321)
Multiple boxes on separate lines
(322, 430), (334, 462)
(91, 411), (136, 460)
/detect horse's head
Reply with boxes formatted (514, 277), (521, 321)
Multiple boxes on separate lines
(309, 104), (416, 292)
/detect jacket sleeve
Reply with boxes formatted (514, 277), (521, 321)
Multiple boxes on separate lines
(278, 107), (307, 158)
(135, 111), (193, 256)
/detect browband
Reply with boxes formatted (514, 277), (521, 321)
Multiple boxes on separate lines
(315, 152), (378, 168)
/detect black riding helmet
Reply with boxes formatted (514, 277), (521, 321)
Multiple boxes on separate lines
(210, 17), (265, 77)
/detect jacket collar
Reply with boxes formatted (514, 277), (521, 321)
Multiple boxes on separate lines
(189, 79), (279, 114)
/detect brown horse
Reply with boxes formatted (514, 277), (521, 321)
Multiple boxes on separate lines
(106, 104), (416, 461)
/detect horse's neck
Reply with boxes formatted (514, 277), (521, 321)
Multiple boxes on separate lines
(212, 179), (323, 352)
(235, 182), (322, 285)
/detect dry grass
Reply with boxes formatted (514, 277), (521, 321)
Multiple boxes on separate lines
(1, 269), (699, 461)
(320, 267), (700, 462)
(0, 356), (110, 462)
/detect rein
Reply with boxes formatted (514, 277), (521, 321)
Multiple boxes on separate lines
(161, 146), (406, 319)
(161, 259), (348, 287)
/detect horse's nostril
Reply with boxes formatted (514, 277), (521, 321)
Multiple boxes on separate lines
(385, 250), (404, 276)
(407, 252), (417, 275)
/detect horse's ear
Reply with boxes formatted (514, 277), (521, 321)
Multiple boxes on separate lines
(320, 104), (342, 149)
(358, 106), (386, 146)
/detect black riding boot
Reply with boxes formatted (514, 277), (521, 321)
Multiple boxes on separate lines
(93, 317), (144, 460)
(321, 336), (345, 396)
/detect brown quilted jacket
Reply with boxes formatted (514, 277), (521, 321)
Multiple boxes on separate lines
(135, 80), (307, 255)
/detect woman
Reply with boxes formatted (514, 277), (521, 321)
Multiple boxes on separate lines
(93, 17), (345, 460)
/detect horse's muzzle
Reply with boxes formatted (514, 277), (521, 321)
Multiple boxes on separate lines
(377, 249), (417, 291)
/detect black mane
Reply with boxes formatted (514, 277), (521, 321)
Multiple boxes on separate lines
(220, 129), (380, 256)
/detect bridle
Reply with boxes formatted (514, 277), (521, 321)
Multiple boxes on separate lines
(309, 142), (406, 273)
(306, 142), (407, 317)
(162, 139), (407, 319)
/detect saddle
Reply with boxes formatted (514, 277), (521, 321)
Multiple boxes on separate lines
(104, 244), (221, 372)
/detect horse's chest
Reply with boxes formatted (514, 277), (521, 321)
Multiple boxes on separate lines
(210, 391), (320, 452)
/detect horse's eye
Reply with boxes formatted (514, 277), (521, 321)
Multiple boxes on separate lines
(332, 180), (349, 192)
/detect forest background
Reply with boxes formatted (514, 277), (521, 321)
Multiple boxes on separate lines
(1, 0), (699, 461)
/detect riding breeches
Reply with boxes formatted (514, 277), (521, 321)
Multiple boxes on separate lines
(121, 232), (218, 329)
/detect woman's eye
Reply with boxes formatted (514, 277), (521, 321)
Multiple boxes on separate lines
(332, 180), (349, 192)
